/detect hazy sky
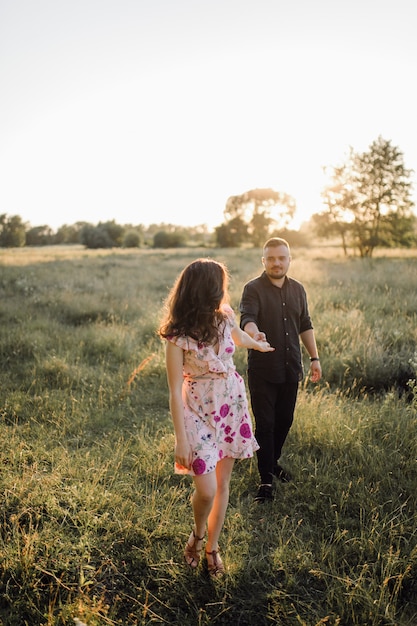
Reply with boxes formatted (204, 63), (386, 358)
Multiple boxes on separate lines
(1, 0), (416, 231)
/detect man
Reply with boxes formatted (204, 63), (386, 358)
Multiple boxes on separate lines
(239, 237), (322, 503)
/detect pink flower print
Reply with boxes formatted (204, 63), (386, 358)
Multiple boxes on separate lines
(225, 346), (233, 353)
(224, 429), (236, 443)
(219, 450), (224, 459)
(192, 458), (206, 475)
(220, 404), (230, 417)
(239, 423), (252, 439)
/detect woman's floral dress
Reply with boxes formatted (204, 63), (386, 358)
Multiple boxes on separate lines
(166, 305), (259, 476)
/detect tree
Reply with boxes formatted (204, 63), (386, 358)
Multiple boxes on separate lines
(0, 214), (26, 247)
(215, 216), (248, 247)
(54, 222), (90, 244)
(99, 220), (124, 247)
(123, 229), (141, 248)
(153, 230), (187, 248)
(220, 188), (296, 247)
(26, 225), (54, 246)
(250, 210), (272, 248)
(314, 160), (359, 256)
(354, 137), (415, 255)
(80, 220), (125, 249)
(271, 227), (309, 248)
(379, 211), (417, 248)
(318, 138), (415, 257)
(80, 224), (114, 248)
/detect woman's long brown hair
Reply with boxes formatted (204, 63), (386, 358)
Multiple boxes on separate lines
(158, 258), (229, 344)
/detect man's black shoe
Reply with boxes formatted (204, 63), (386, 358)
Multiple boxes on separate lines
(274, 464), (292, 483)
(254, 484), (274, 503)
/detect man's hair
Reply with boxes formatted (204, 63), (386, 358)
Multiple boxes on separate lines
(263, 237), (290, 254)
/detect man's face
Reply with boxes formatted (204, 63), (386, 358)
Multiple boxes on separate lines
(262, 245), (291, 280)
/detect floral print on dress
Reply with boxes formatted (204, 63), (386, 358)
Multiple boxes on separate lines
(167, 304), (259, 476)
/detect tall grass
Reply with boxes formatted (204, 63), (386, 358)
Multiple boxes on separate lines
(0, 245), (416, 625)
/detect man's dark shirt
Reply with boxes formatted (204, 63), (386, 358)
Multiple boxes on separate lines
(239, 272), (313, 383)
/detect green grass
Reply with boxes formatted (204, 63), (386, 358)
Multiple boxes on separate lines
(0, 245), (417, 625)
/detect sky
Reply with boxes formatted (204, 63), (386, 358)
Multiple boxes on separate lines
(1, 0), (416, 232)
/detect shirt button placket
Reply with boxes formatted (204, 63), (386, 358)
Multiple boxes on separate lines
(282, 301), (290, 365)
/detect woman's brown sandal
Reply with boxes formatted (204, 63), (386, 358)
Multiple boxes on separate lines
(184, 529), (205, 568)
(205, 548), (225, 578)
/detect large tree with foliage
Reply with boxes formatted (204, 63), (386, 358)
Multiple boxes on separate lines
(217, 188), (296, 247)
(215, 216), (248, 247)
(318, 137), (415, 257)
(80, 220), (125, 249)
(26, 225), (54, 246)
(54, 222), (90, 244)
(0, 214), (27, 247)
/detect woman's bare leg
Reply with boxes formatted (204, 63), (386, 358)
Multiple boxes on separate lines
(185, 458), (235, 571)
(184, 470), (217, 566)
(205, 457), (235, 553)
(191, 470), (217, 538)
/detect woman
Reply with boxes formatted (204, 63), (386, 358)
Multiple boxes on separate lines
(159, 258), (274, 578)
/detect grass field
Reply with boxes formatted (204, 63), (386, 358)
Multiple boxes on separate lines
(1, 245), (417, 625)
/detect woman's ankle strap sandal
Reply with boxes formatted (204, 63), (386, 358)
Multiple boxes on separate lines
(205, 548), (225, 578)
(184, 529), (205, 568)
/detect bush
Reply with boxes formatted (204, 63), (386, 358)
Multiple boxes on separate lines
(123, 229), (141, 248)
(153, 230), (187, 248)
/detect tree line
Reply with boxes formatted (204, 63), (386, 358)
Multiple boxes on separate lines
(0, 218), (212, 249)
(1, 137), (416, 256)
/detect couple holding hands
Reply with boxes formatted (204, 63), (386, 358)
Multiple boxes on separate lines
(158, 238), (321, 578)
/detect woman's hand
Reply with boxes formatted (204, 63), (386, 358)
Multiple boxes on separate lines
(231, 324), (274, 351)
(254, 339), (275, 353)
(174, 439), (193, 470)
